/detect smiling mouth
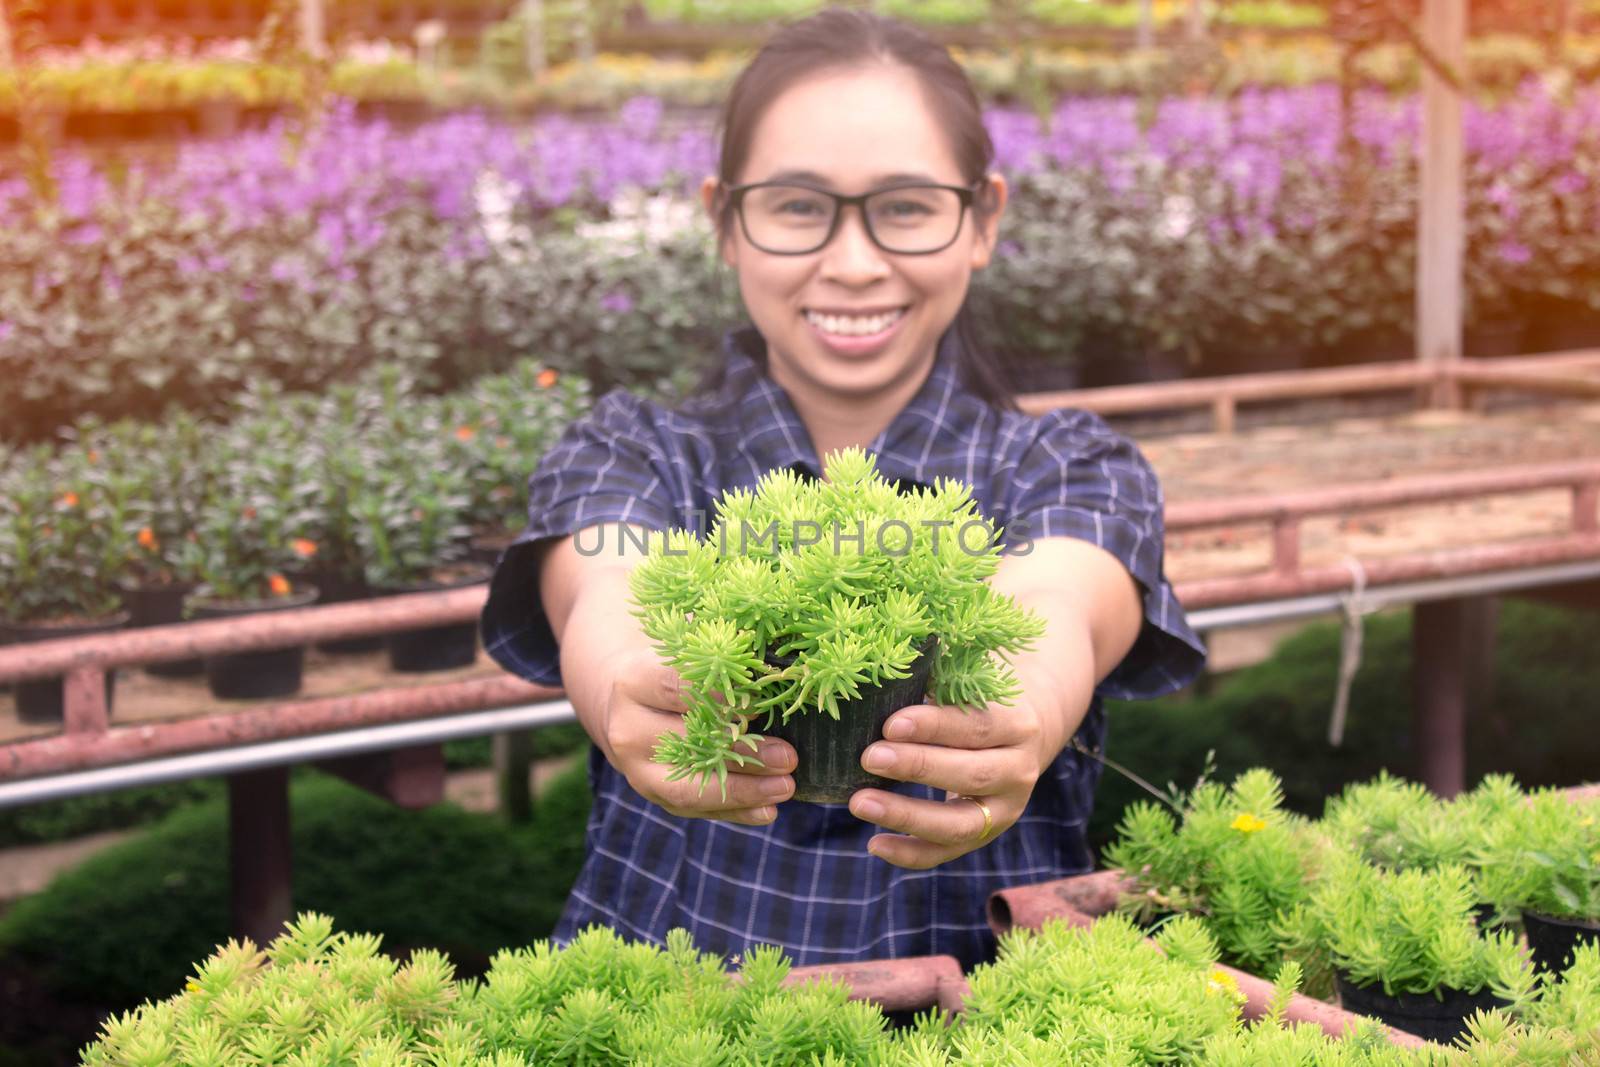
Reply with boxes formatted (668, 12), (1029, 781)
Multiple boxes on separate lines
(801, 306), (910, 337)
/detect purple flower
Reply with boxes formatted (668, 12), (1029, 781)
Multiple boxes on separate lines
(600, 288), (633, 314)
(0, 321), (13, 342)
(1497, 241), (1532, 265)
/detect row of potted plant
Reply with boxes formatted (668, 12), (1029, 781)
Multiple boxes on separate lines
(9, 77), (1600, 443)
(74, 906), (1599, 1062)
(0, 357), (588, 716)
(1103, 768), (1600, 1041)
(7, 31), (1598, 120)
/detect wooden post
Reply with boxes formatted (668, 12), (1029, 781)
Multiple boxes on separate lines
(521, 0), (545, 81)
(1185, 0), (1205, 42)
(1417, 0), (1466, 409)
(494, 729), (535, 823)
(229, 766), (293, 949)
(299, 0), (326, 58)
(1137, 0), (1153, 50)
(1412, 599), (1467, 797)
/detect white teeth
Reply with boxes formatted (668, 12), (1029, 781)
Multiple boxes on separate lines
(804, 308), (905, 337)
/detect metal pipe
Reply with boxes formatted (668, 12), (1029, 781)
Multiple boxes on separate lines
(1, 674), (555, 780)
(1184, 558), (1600, 630)
(0, 699), (577, 809)
(1176, 534), (1600, 609)
(0, 586), (487, 683)
(1167, 459), (1600, 530)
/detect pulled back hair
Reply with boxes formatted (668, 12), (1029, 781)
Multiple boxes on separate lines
(698, 6), (1019, 412)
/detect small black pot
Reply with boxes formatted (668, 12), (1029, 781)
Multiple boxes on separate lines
(1522, 910), (1600, 975)
(1334, 971), (1507, 1043)
(303, 567), (384, 655)
(0, 612), (128, 724)
(758, 635), (939, 804)
(372, 566), (492, 673)
(117, 578), (204, 677)
(187, 584), (319, 700)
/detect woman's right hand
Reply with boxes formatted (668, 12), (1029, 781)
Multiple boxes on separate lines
(597, 645), (796, 826)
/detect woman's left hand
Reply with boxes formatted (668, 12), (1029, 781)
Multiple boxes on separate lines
(848, 695), (1063, 869)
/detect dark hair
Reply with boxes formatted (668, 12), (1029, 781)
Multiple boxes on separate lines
(696, 7), (1018, 412)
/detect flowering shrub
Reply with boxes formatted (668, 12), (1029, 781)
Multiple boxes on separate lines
(628, 448), (1044, 793)
(0, 441), (133, 623)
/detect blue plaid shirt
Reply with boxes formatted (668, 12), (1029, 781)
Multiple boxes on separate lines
(482, 323), (1206, 970)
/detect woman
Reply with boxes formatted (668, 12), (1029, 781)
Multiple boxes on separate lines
(481, 7), (1206, 970)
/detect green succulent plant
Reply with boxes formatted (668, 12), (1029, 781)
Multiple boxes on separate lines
(627, 446), (1045, 797)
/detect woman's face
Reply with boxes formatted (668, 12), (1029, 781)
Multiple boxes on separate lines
(701, 65), (1006, 404)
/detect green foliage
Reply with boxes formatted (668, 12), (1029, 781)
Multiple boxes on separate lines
(0, 438), (137, 622)
(1282, 857), (1535, 1003)
(1476, 789), (1600, 923)
(629, 447), (1044, 793)
(0, 764), (592, 1006)
(1104, 769), (1321, 980)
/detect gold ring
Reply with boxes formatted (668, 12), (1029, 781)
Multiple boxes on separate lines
(960, 794), (993, 842)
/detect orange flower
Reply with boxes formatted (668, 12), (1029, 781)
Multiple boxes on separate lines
(59, 491), (79, 508)
(267, 573), (291, 597)
(242, 506), (257, 520)
(536, 368), (559, 388)
(87, 450), (100, 464)
(454, 425), (477, 442)
(291, 538), (318, 558)
(137, 526), (159, 551)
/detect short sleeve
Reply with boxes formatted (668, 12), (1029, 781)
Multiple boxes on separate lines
(1006, 408), (1206, 700)
(479, 390), (679, 689)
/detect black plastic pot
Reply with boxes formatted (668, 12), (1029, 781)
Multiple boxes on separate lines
(187, 584), (319, 700)
(0, 612), (128, 724)
(303, 567), (384, 655)
(759, 635), (940, 804)
(117, 578), (204, 677)
(1522, 910), (1600, 974)
(372, 565), (491, 673)
(1334, 971), (1507, 1043)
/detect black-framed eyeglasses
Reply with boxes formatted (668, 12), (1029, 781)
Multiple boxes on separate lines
(725, 179), (984, 256)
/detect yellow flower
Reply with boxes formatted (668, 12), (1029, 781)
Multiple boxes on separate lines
(1231, 813), (1267, 835)
(1207, 968), (1240, 996)
(185, 979), (200, 993)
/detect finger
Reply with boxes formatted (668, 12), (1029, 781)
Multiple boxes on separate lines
(614, 652), (689, 713)
(848, 789), (999, 849)
(865, 832), (966, 870)
(860, 741), (1022, 797)
(705, 805), (782, 827)
(646, 762), (796, 814)
(881, 703), (1024, 750)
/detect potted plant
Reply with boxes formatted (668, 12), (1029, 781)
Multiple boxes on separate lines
(1281, 857), (1535, 1043)
(1478, 789), (1600, 975)
(103, 413), (209, 677)
(627, 447), (1044, 803)
(351, 414), (487, 674)
(1103, 768), (1325, 990)
(299, 392), (384, 655)
(0, 442), (134, 723)
(441, 359), (591, 567)
(186, 399), (322, 700)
